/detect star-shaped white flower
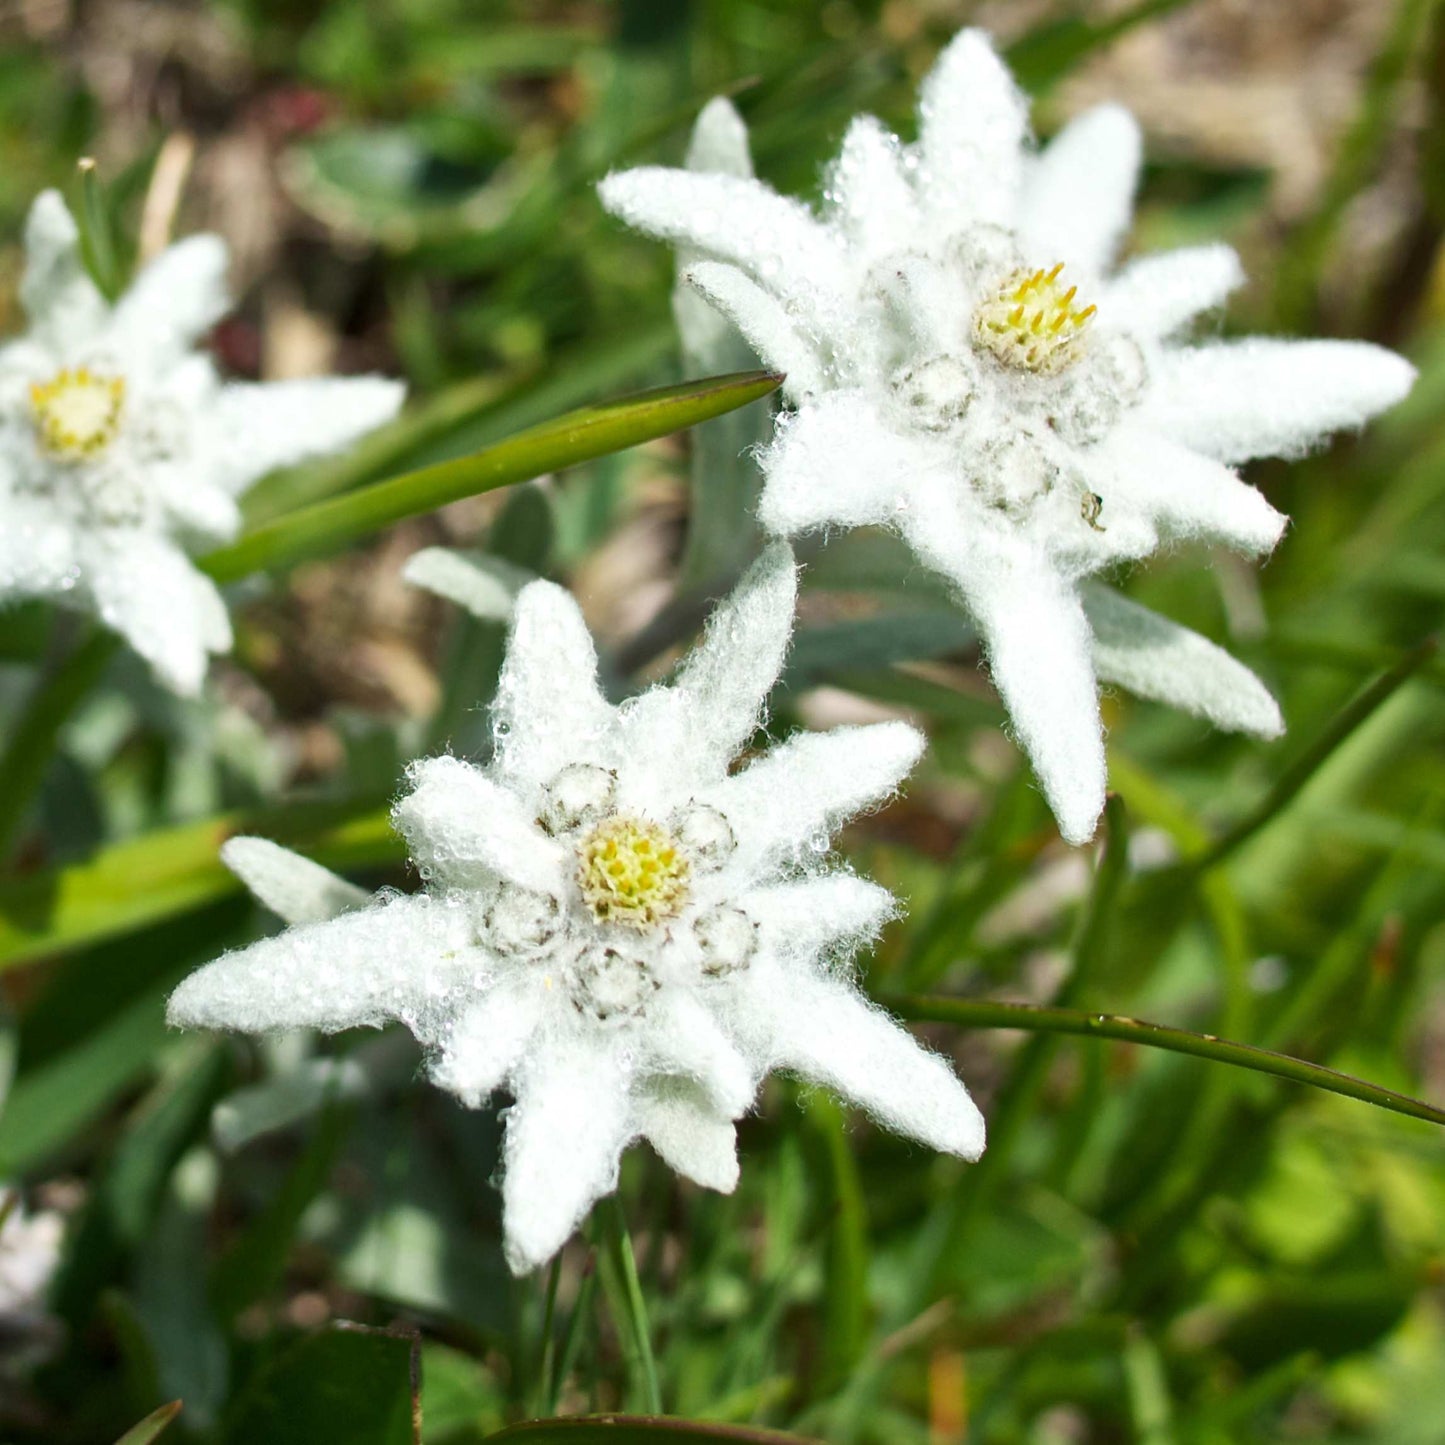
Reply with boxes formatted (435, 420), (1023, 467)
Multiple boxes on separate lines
(599, 31), (1416, 843)
(168, 546), (984, 1274)
(0, 191), (404, 695)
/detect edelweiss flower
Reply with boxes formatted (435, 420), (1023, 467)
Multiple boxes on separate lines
(0, 1190), (63, 1365)
(599, 31), (1416, 843)
(0, 192), (404, 695)
(169, 546), (984, 1274)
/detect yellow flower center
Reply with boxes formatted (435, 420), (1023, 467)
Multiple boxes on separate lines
(29, 366), (126, 460)
(972, 263), (1096, 375)
(577, 814), (691, 930)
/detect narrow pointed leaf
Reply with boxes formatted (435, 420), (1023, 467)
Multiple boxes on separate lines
(114, 1401), (183, 1445)
(202, 371), (782, 582)
(890, 996), (1445, 1127)
(0, 801), (398, 972)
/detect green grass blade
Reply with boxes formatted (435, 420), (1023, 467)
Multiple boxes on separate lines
(113, 1401), (183, 1445)
(0, 630), (117, 864)
(1197, 636), (1438, 868)
(202, 371), (782, 583)
(889, 997), (1445, 1127)
(486, 1419), (815, 1444)
(0, 802), (398, 972)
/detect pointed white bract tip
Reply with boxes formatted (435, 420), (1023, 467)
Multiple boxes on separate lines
(25, 189), (76, 250)
(220, 835), (369, 926)
(687, 96), (753, 178)
(871, 717), (930, 780)
(1056, 796), (1105, 848)
(402, 546), (526, 622)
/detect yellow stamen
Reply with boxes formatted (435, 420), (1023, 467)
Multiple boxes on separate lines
(972, 263), (1096, 375)
(29, 367), (126, 460)
(576, 814), (691, 930)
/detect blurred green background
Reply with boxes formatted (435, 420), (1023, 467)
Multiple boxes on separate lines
(1, 1), (1444, 1441)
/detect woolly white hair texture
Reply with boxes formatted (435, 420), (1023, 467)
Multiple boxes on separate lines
(598, 30), (1415, 845)
(170, 544), (985, 1274)
(0, 191), (404, 695)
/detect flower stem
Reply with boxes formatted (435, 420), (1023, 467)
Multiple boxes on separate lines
(0, 626), (116, 865)
(532, 1254), (562, 1419)
(599, 1194), (662, 1415)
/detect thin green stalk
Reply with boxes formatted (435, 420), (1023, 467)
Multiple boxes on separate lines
(600, 1195), (662, 1415)
(1195, 636), (1437, 870)
(0, 629), (117, 864)
(888, 997), (1445, 1128)
(533, 1255), (563, 1420)
(549, 1257), (598, 1417)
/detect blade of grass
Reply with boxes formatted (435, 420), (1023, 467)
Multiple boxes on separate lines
(599, 1196), (662, 1416)
(0, 800), (398, 972)
(0, 629), (117, 864)
(113, 1401), (183, 1445)
(1195, 635), (1438, 869)
(201, 371), (781, 583)
(887, 997), (1445, 1128)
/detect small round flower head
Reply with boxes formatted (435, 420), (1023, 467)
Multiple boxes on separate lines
(168, 545), (985, 1274)
(0, 191), (404, 695)
(598, 31), (1416, 844)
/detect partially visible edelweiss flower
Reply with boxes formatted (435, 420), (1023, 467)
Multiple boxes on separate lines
(0, 1190), (63, 1365)
(0, 191), (404, 695)
(599, 32), (1416, 843)
(168, 546), (984, 1274)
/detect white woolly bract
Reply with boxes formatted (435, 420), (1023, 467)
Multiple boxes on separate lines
(169, 544), (984, 1274)
(0, 191), (404, 695)
(598, 28), (1415, 844)
(0, 1191), (63, 1321)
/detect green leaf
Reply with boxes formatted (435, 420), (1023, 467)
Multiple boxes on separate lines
(0, 800), (397, 973)
(201, 371), (782, 583)
(113, 1400), (182, 1445)
(223, 1324), (420, 1445)
(889, 996), (1445, 1128)
(0, 628), (116, 862)
(485, 1420), (815, 1445)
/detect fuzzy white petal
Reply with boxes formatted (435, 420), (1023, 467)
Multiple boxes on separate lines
(1020, 105), (1141, 274)
(643, 993), (756, 1117)
(402, 547), (530, 621)
(825, 114), (921, 259)
(161, 478), (243, 548)
(685, 96), (754, 178)
(599, 169), (849, 327)
(638, 1085), (740, 1192)
(221, 837), (371, 925)
(758, 395), (936, 535)
(743, 968), (985, 1159)
(1143, 339), (1416, 464)
(713, 721), (925, 869)
(167, 893), (475, 1036)
(108, 234), (230, 360)
(916, 29), (1029, 232)
(1084, 584), (1283, 737)
(429, 979), (545, 1107)
(1104, 244), (1244, 339)
(743, 874), (895, 960)
(207, 377), (405, 495)
(684, 261), (824, 399)
(0, 494), (81, 596)
(502, 1043), (633, 1274)
(395, 755), (567, 895)
(19, 191), (105, 347)
(82, 534), (232, 697)
(491, 580), (614, 786)
(632, 541), (795, 775)
(1096, 425), (1286, 555)
(905, 517), (1105, 844)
